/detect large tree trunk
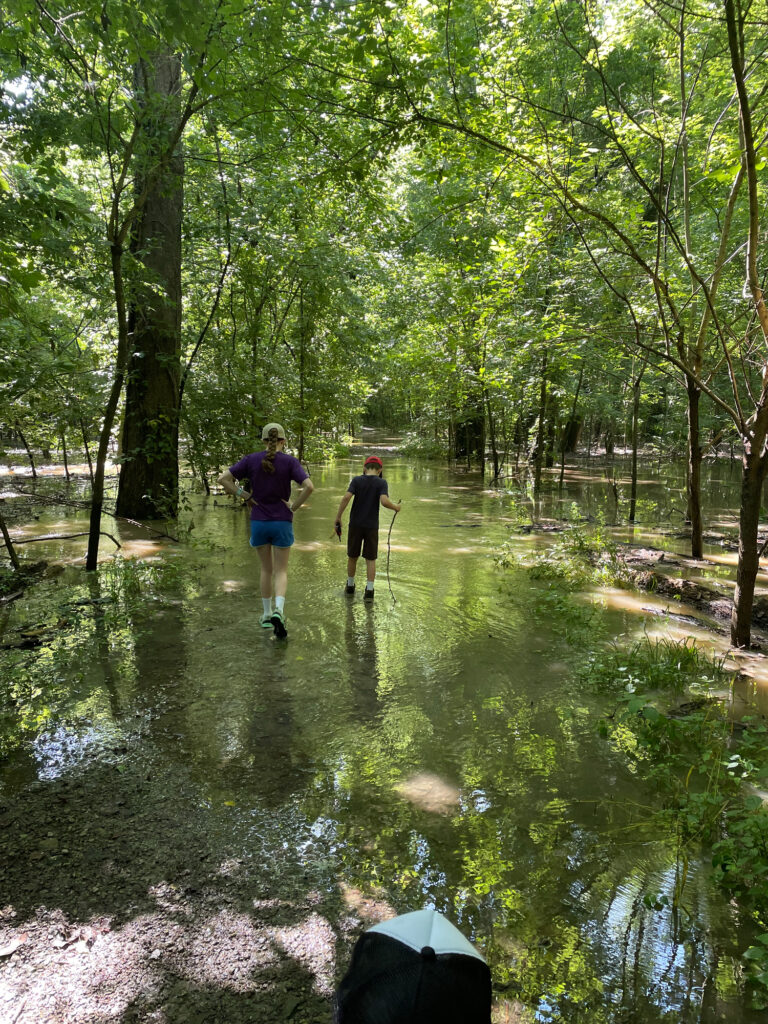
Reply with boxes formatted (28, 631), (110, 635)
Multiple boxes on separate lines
(686, 381), (704, 559)
(731, 454), (768, 647)
(86, 243), (130, 569)
(116, 52), (183, 520)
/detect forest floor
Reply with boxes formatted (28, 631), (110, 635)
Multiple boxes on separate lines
(0, 746), (355, 1024)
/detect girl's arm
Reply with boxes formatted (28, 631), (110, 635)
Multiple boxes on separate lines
(335, 491), (353, 523)
(218, 469), (251, 501)
(291, 478), (314, 512)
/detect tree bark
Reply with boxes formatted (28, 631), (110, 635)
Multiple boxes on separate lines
(16, 423), (36, 480)
(0, 502), (20, 571)
(86, 243), (131, 570)
(61, 431), (70, 483)
(116, 52), (183, 520)
(731, 454), (768, 647)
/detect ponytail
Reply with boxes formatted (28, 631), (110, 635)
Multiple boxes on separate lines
(261, 427), (280, 474)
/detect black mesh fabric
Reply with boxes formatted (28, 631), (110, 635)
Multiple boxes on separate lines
(335, 932), (492, 1024)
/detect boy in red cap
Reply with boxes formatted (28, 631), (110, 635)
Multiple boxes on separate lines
(334, 455), (401, 599)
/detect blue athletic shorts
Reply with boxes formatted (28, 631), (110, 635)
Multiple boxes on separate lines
(249, 520), (294, 548)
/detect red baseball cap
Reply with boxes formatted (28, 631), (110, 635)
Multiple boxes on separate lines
(364, 455), (383, 467)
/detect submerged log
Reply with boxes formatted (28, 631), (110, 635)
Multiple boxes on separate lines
(609, 544), (768, 633)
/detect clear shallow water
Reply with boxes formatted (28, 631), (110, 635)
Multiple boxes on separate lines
(1, 454), (766, 1021)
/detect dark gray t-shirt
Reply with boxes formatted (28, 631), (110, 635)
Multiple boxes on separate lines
(348, 474), (388, 529)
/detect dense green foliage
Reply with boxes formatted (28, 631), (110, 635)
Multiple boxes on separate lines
(3, 0), (766, 478)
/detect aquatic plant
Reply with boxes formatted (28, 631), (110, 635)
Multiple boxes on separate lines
(497, 514), (635, 590)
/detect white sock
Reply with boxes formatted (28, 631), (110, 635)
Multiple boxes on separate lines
(347, 577), (355, 587)
(275, 596), (285, 613)
(365, 580), (374, 591)
(262, 598), (272, 616)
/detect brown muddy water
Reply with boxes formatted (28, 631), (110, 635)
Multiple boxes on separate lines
(1, 449), (767, 1022)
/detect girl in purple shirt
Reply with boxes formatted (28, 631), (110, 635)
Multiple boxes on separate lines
(218, 423), (314, 637)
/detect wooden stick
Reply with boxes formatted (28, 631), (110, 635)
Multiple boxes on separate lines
(386, 502), (401, 604)
(6, 490), (178, 541)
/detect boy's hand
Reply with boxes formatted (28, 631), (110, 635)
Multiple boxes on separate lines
(334, 520), (342, 539)
(393, 503), (402, 513)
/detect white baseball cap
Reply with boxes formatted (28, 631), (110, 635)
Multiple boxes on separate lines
(261, 422), (286, 440)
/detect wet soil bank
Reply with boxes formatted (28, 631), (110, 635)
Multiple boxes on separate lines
(621, 545), (768, 635)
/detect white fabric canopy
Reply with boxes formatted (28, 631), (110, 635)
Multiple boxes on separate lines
(368, 909), (487, 963)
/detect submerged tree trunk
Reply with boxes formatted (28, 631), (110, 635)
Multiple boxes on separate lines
(116, 52), (183, 520)
(454, 407), (484, 470)
(731, 455), (768, 647)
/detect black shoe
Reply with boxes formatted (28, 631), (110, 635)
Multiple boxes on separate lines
(345, 583), (355, 595)
(364, 588), (374, 601)
(270, 610), (288, 638)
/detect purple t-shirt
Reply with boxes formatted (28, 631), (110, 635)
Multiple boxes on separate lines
(229, 451), (309, 522)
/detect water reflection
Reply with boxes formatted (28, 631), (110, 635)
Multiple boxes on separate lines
(343, 600), (381, 721)
(240, 652), (301, 807)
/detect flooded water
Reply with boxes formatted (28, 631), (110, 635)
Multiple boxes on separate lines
(1, 450), (767, 1022)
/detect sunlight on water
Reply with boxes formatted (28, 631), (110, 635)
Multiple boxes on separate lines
(395, 771), (461, 815)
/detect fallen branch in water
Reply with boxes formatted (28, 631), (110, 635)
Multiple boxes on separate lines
(4, 489), (179, 542)
(0, 531), (121, 549)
